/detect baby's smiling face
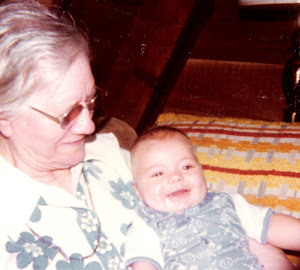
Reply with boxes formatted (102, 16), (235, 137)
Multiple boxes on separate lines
(131, 133), (207, 213)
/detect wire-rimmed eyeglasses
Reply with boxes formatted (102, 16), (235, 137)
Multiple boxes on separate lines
(29, 95), (97, 129)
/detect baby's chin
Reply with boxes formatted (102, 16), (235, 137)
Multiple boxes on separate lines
(160, 190), (208, 213)
(163, 197), (200, 214)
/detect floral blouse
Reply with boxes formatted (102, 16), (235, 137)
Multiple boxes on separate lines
(0, 133), (139, 270)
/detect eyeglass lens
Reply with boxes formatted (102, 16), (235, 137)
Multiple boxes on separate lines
(61, 98), (96, 128)
(61, 104), (84, 128)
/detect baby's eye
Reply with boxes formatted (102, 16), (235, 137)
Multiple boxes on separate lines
(151, 172), (163, 178)
(183, 165), (193, 170)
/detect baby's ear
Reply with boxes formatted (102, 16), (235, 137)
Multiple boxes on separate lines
(0, 119), (13, 137)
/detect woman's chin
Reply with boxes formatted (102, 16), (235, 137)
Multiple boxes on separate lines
(60, 149), (86, 168)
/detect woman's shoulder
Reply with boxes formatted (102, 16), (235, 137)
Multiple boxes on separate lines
(86, 132), (120, 149)
(84, 132), (132, 182)
(85, 133), (121, 160)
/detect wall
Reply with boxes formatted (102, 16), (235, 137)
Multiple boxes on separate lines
(67, 0), (299, 129)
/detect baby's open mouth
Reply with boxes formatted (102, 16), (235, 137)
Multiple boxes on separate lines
(167, 189), (190, 198)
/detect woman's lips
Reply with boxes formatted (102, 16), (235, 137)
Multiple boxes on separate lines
(64, 137), (85, 145)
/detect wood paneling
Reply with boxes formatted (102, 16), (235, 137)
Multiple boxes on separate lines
(191, 0), (297, 65)
(68, 0), (299, 129)
(166, 59), (288, 121)
(103, 0), (196, 128)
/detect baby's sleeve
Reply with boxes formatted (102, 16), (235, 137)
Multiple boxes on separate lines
(125, 214), (164, 270)
(231, 193), (274, 244)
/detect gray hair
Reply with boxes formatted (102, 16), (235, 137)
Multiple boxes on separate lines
(0, 0), (90, 118)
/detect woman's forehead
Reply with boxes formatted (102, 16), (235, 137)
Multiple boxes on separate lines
(28, 55), (94, 104)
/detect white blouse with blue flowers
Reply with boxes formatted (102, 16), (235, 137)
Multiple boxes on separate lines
(0, 133), (141, 270)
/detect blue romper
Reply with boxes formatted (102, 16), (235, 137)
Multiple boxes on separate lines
(135, 192), (270, 270)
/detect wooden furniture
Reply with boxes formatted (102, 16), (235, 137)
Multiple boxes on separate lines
(100, 0), (296, 131)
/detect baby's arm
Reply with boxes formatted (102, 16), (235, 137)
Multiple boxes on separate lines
(129, 239), (297, 270)
(267, 213), (300, 251)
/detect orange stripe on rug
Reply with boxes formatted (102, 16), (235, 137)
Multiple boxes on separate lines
(243, 194), (300, 212)
(191, 137), (300, 152)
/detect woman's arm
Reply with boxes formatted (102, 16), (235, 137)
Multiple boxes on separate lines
(129, 237), (297, 270)
(249, 238), (296, 270)
(130, 239), (296, 270)
(250, 213), (300, 270)
(129, 262), (158, 270)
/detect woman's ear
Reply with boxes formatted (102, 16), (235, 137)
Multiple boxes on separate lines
(0, 119), (13, 137)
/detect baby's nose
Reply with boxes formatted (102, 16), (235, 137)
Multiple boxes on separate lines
(169, 171), (183, 183)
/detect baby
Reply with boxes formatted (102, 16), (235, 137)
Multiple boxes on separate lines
(127, 126), (300, 270)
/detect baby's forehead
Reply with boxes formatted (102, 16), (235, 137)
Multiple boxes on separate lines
(135, 135), (193, 154)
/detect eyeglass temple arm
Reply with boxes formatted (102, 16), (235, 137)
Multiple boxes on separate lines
(30, 106), (61, 124)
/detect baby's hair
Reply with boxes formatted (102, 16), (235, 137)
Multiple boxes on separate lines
(131, 125), (190, 153)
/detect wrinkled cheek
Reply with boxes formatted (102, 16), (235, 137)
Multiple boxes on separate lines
(56, 143), (86, 164)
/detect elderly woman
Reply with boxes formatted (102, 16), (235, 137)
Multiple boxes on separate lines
(0, 0), (138, 269)
(0, 0), (296, 269)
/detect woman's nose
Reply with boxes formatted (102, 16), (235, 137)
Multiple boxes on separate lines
(71, 107), (95, 135)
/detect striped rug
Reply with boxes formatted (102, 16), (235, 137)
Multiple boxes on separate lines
(156, 113), (300, 219)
